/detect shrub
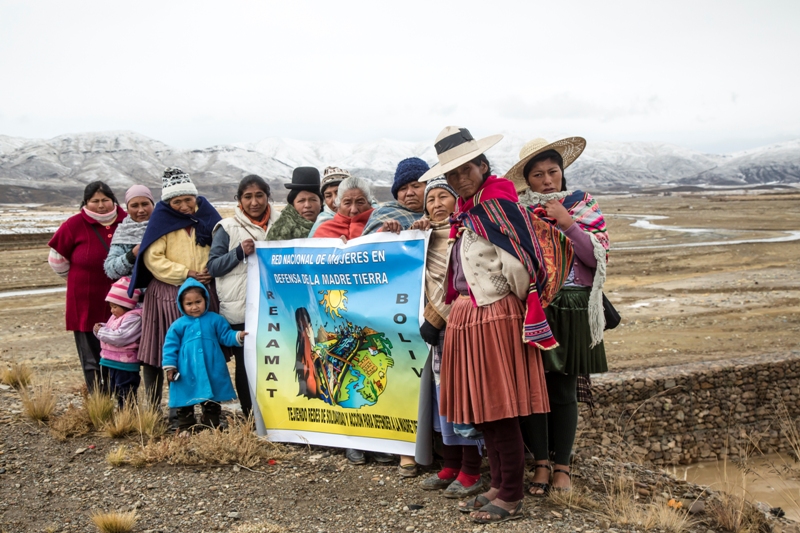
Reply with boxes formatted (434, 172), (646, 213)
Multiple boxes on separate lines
(85, 388), (115, 429)
(0, 362), (33, 389)
(90, 510), (137, 533)
(50, 402), (92, 441)
(19, 379), (57, 423)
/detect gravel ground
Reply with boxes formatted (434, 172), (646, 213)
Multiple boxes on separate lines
(1, 388), (795, 533)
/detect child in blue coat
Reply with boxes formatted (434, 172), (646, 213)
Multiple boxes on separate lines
(163, 278), (247, 431)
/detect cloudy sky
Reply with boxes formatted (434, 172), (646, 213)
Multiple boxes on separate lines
(1, 0), (798, 153)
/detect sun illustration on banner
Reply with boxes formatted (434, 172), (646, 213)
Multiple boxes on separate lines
(294, 289), (394, 409)
(319, 289), (348, 318)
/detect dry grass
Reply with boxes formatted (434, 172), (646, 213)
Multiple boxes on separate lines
(19, 378), (57, 423)
(85, 388), (115, 429)
(548, 485), (602, 511)
(106, 445), (130, 467)
(133, 403), (168, 439)
(123, 416), (295, 468)
(103, 402), (138, 438)
(706, 491), (768, 533)
(0, 362), (33, 389)
(50, 402), (92, 441)
(601, 475), (696, 532)
(90, 510), (138, 533)
(190, 416), (266, 467)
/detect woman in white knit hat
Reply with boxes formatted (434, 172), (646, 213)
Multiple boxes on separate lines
(128, 167), (223, 418)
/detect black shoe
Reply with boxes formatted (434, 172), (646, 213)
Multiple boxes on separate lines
(371, 452), (395, 464)
(346, 448), (366, 465)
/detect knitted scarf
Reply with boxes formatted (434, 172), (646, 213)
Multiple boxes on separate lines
(110, 215), (149, 245)
(243, 204), (272, 231)
(448, 176), (573, 350)
(361, 201), (424, 235)
(425, 218), (452, 322)
(82, 206), (118, 225)
(518, 188), (609, 347)
(266, 205), (314, 240)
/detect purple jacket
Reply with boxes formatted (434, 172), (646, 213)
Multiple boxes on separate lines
(95, 308), (143, 364)
(563, 223), (597, 287)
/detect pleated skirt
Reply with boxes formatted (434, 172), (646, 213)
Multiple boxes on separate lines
(439, 294), (550, 425)
(542, 286), (608, 375)
(138, 278), (220, 368)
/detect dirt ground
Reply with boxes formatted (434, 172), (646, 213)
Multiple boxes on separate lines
(1, 192), (800, 532)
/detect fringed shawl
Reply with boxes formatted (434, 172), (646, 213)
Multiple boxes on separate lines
(361, 201), (424, 235)
(424, 219), (452, 323)
(518, 189), (609, 346)
(448, 176), (573, 350)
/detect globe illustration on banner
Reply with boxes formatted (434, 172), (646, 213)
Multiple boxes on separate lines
(294, 289), (395, 409)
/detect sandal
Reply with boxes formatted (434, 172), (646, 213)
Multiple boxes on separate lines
(458, 494), (491, 513)
(528, 463), (552, 497)
(470, 501), (524, 524)
(551, 468), (572, 493)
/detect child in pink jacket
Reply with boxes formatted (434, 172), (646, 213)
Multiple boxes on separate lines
(93, 277), (143, 407)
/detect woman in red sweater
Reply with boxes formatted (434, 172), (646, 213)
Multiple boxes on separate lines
(48, 181), (126, 393)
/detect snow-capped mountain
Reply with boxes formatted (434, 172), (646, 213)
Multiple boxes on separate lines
(0, 131), (798, 204)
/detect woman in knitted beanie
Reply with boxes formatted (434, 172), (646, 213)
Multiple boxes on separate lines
(104, 184), (155, 280)
(361, 157), (429, 235)
(128, 167), (223, 415)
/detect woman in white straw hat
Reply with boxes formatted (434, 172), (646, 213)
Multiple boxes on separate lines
(507, 137), (610, 495)
(420, 126), (573, 523)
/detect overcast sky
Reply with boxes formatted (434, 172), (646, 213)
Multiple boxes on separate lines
(1, 0), (798, 153)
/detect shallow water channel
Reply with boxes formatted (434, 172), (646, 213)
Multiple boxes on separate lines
(609, 213), (800, 250)
(675, 454), (800, 521)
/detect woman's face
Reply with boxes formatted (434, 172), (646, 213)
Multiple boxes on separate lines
(445, 161), (487, 199)
(293, 190), (322, 222)
(323, 184), (339, 212)
(85, 191), (114, 214)
(239, 184), (269, 219)
(426, 189), (457, 223)
(168, 195), (197, 215)
(339, 189), (371, 217)
(525, 158), (563, 194)
(127, 196), (154, 223)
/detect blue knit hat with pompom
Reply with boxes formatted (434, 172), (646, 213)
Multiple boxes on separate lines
(391, 157), (430, 199)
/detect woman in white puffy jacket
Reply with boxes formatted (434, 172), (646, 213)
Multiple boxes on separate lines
(206, 174), (278, 419)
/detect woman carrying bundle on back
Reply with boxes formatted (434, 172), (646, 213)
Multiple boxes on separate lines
(420, 126), (573, 524)
(508, 137), (610, 495)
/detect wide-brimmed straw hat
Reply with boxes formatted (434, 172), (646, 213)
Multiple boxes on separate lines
(505, 137), (586, 192)
(419, 126), (503, 182)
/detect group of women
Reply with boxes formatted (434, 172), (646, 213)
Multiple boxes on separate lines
(48, 125), (609, 525)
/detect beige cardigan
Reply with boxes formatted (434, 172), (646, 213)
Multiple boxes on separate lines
(446, 229), (530, 306)
(143, 228), (210, 286)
